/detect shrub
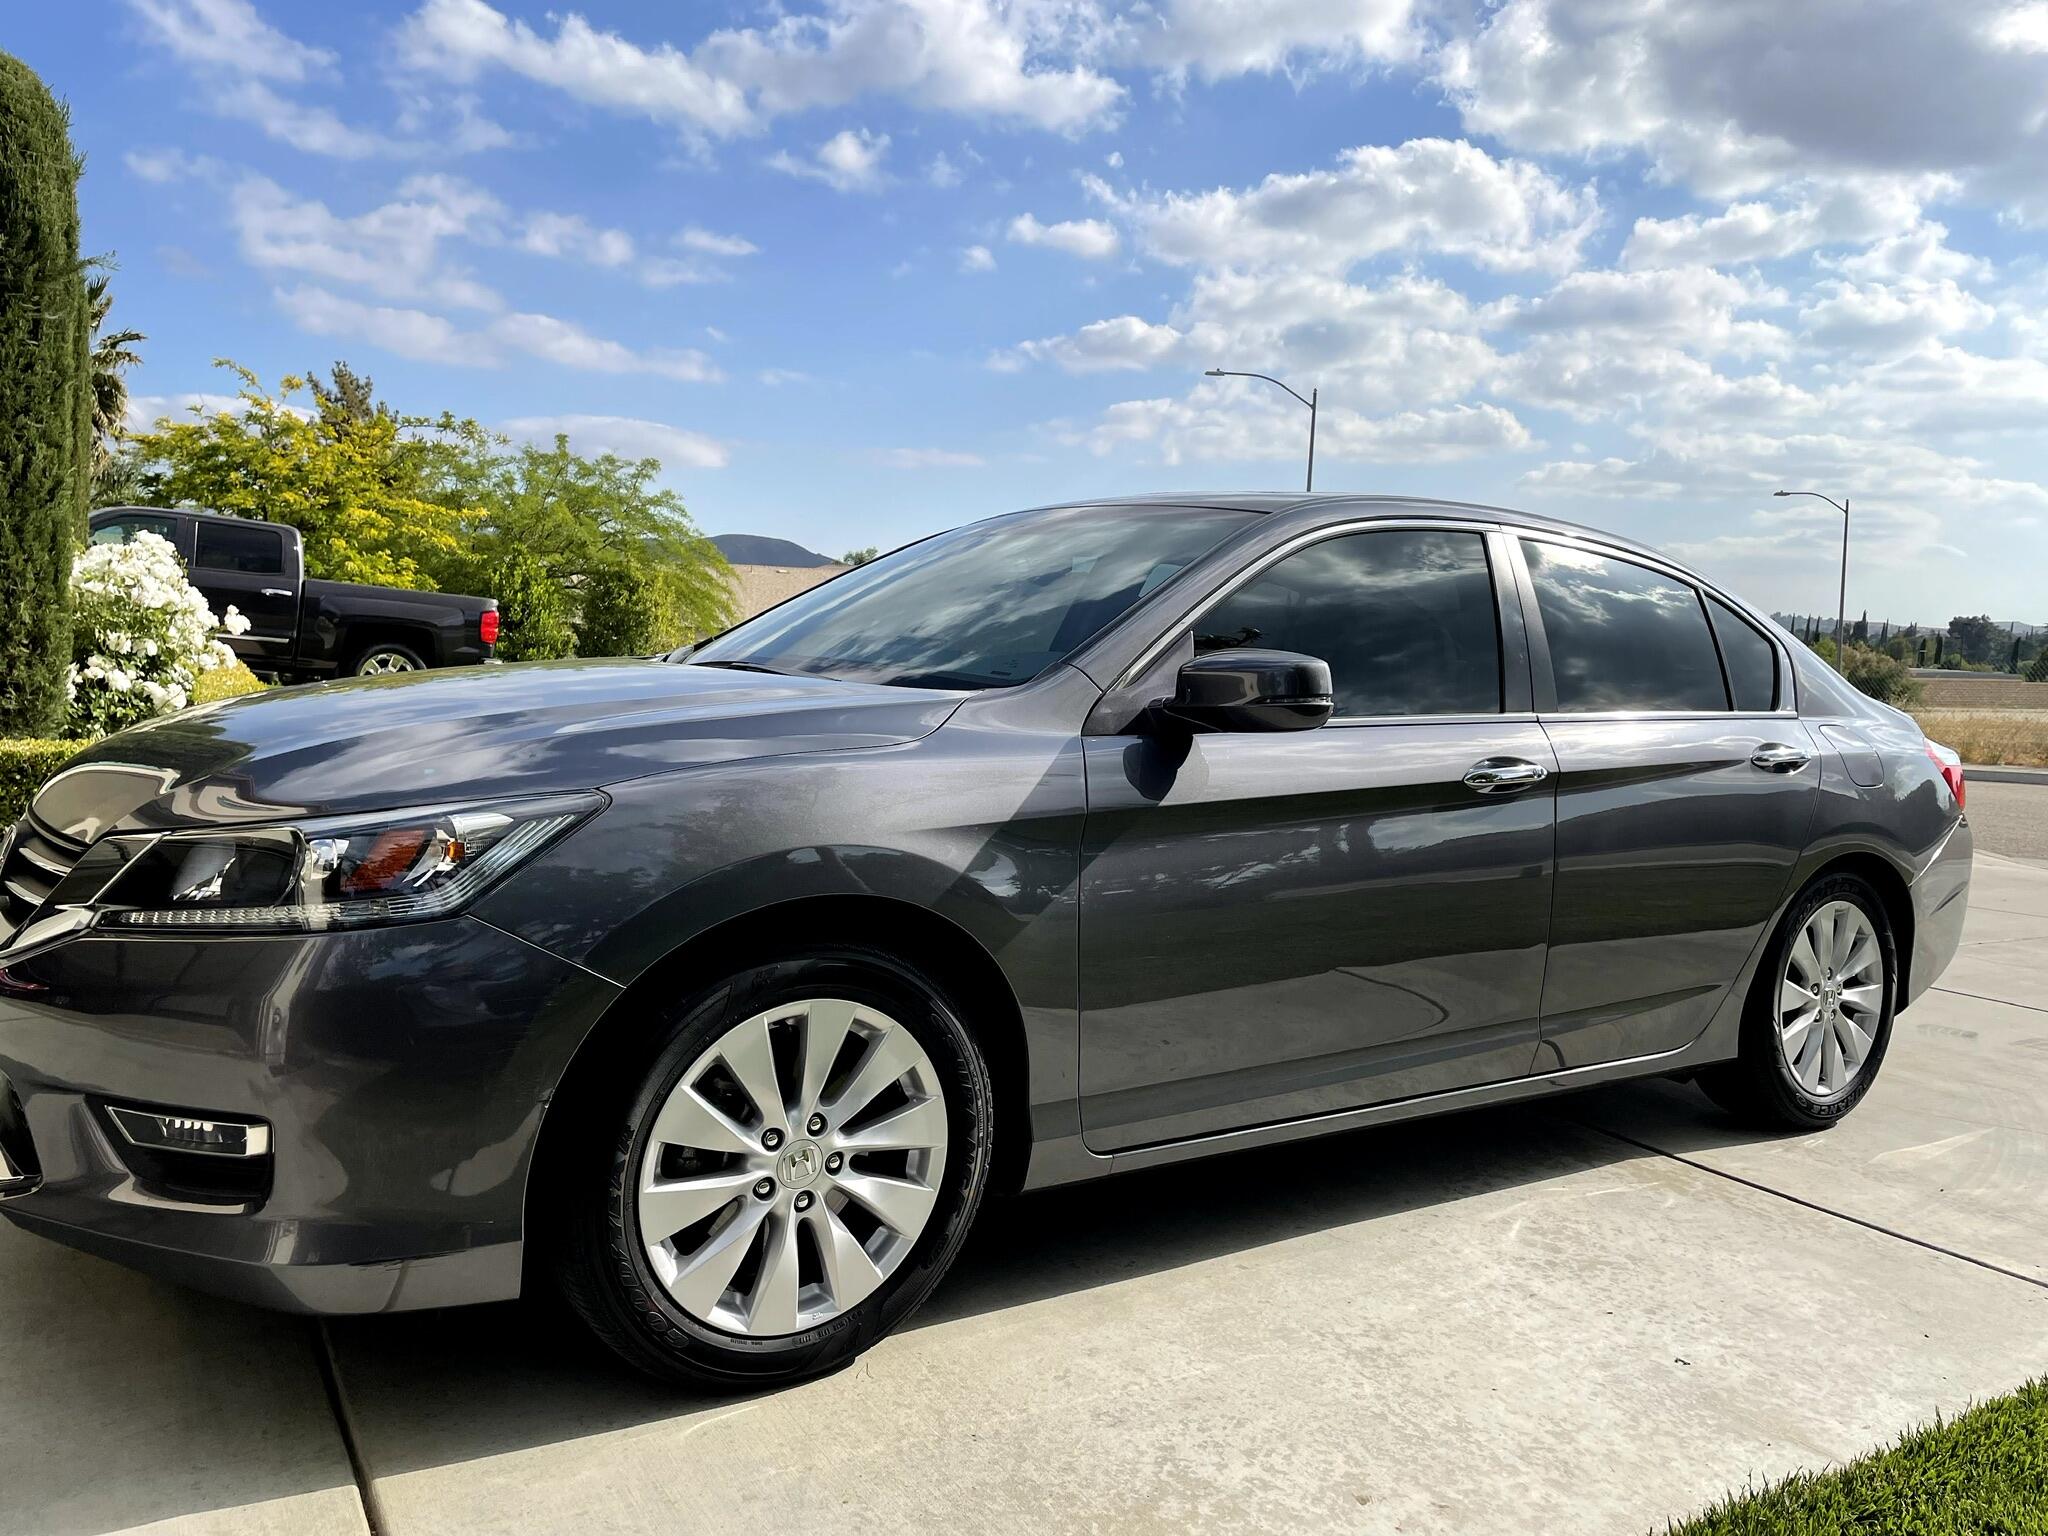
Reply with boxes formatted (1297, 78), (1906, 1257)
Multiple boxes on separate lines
(486, 549), (574, 661)
(2028, 650), (2048, 684)
(192, 657), (266, 706)
(0, 737), (85, 824)
(1839, 642), (1923, 708)
(65, 532), (248, 737)
(576, 563), (663, 656)
(0, 53), (91, 736)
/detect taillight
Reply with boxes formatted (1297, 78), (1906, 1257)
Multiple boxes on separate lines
(1925, 739), (1965, 811)
(479, 609), (500, 646)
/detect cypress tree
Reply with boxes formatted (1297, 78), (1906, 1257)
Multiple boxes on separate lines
(0, 52), (88, 736)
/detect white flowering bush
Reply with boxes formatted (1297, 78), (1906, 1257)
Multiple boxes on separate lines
(66, 532), (251, 737)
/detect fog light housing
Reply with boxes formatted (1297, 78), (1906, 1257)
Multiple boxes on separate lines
(106, 1104), (270, 1159)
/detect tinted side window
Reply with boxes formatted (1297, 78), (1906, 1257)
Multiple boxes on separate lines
(195, 521), (284, 575)
(1198, 529), (1502, 717)
(90, 514), (179, 548)
(1708, 596), (1778, 712)
(1522, 540), (1727, 712)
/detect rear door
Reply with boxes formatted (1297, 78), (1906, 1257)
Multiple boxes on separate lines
(1512, 535), (1819, 1068)
(1077, 523), (1557, 1152)
(190, 520), (298, 667)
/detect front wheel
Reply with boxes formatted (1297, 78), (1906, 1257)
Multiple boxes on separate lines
(553, 947), (994, 1388)
(1699, 872), (1897, 1128)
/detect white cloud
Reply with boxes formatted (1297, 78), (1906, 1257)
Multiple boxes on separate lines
(123, 147), (216, 183)
(1797, 278), (1995, 357)
(231, 174), (504, 310)
(1007, 211), (1120, 259)
(1107, 137), (1601, 274)
(1435, 0), (2048, 214)
(1062, 386), (1532, 466)
(769, 128), (890, 191)
(1113, 0), (1420, 81)
(123, 391), (251, 434)
(1495, 265), (1788, 356)
(500, 414), (729, 469)
(518, 212), (635, 267)
(960, 244), (997, 272)
(275, 286), (723, 382)
(677, 226), (758, 257)
(1620, 179), (1936, 268)
(214, 80), (395, 158)
(125, 0), (331, 81)
(926, 151), (964, 188)
(873, 447), (987, 467)
(395, 0), (1122, 140)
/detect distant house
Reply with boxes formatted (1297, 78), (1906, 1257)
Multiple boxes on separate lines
(728, 561), (848, 619)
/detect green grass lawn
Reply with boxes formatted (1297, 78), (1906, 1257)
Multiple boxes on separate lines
(1665, 1379), (2048, 1534)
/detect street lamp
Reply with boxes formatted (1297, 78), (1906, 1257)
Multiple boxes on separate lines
(1205, 368), (1318, 491)
(1774, 489), (1850, 666)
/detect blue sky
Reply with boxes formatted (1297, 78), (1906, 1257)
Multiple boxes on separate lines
(12, 0), (2048, 620)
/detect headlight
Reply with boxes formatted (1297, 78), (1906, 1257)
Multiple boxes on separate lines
(62, 794), (602, 935)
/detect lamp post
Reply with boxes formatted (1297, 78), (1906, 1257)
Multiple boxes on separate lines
(1205, 368), (1318, 491)
(1774, 489), (1850, 667)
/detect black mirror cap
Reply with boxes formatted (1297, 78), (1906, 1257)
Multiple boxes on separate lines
(1163, 648), (1334, 733)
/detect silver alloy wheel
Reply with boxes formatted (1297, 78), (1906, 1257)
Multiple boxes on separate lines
(636, 997), (949, 1337)
(355, 649), (419, 676)
(1778, 899), (1884, 1100)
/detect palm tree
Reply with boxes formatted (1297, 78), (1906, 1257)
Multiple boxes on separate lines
(87, 268), (146, 480)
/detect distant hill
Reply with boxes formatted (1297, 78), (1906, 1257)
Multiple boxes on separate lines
(713, 534), (837, 567)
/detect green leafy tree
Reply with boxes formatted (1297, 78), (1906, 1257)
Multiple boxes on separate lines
(480, 549), (574, 661)
(842, 546), (879, 566)
(2026, 650), (2048, 683)
(1947, 614), (1998, 666)
(125, 362), (468, 589)
(86, 266), (144, 491)
(0, 52), (89, 735)
(1837, 642), (1923, 707)
(576, 563), (662, 656)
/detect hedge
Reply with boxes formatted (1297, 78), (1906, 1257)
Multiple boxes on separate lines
(0, 52), (89, 736)
(0, 738), (85, 824)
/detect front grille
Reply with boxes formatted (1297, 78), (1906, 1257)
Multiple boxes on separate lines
(0, 813), (85, 937)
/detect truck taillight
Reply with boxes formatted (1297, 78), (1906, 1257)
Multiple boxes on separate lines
(1925, 739), (1964, 810)
(480, 610), (500, 645)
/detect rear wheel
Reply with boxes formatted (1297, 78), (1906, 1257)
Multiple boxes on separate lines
(351, 642), (425, 676)
(552, 947), (994, 1388)
(1699, 872), (1897, 1128)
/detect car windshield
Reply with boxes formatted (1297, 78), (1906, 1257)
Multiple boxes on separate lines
(684, 504), (1256, 689)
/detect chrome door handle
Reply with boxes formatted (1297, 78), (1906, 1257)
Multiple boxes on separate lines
(1750, 743), (1811, 773)
(260, 588), (292, 598)
(1464, 758), (1549, 794)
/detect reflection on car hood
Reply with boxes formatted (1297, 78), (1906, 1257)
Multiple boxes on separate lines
(41, 659), (964, 834)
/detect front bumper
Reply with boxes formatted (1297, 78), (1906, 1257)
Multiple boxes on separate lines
(0, 916), (617, 1313)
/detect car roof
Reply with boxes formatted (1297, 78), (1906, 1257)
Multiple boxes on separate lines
(1026, 491), (1675, 563)
(91, 504), (302, 539)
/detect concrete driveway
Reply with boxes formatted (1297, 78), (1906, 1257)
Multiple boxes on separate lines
(6, 851), (2046, 1535)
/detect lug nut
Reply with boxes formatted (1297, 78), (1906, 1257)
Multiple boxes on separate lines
(807, 1113), (827, 1135)
(762, 1128), (784, 1151)
(753, 1178), (775, 1200)
(825, 1152), (843, 1174)
(794, 1190), (814, 1212)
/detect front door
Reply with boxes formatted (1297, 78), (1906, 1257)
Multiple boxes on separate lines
(1078, 525), (1557, 1152)
(1512, 537), (1820, 1067)
(190, 519), (297, 667)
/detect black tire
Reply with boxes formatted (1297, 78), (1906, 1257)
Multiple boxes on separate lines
(550, 946), (994, 1389)
(1698, 872), (1897, 1129)
(350, 642), (426, 676)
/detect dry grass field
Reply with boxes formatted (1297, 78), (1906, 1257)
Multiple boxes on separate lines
(1911, 707), (2048, 767)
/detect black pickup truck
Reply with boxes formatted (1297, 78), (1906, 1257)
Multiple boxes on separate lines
(89, 506), (499, 681)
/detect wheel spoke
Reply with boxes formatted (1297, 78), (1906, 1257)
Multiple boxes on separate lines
(638, 1169), (758, 1246)
(1781, 1008), (1819, 1065)
(1795, 1015), (1827, 1091)
(718, 1014), (790, 1138)
(1779, 977), (1815, 1016)
(649, 1085), (756, 1158)
(810, 1206), (886, 1313)
(1820, 1019), (1844, 1092)
(1838, 1013), (1874, 1065)
(666, 1201), (769, 1318)
(834, 1095), (946, 1155)
(1841, 982), (1883, 1018)
(746, 1213), (802, 1335)
(828, 1026), (923, 1124)
(1841, 930), (1880, 982)
(797, 999), (859, 1120)
(836, 1170), (937, 1237)
(1789, 928), (1824, 988)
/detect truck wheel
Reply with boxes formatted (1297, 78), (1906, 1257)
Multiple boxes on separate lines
(352, 643), (425, 676)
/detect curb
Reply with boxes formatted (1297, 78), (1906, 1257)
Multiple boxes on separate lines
(1965, 764), (2048, 786)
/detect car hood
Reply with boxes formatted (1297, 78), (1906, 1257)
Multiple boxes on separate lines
(36, 660), (965, 836)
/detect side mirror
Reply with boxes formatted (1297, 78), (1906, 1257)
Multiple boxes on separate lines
(1160, 648), (1333, 734)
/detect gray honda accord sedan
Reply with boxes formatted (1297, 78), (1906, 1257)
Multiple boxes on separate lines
(0, 495), (1971, 1386)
